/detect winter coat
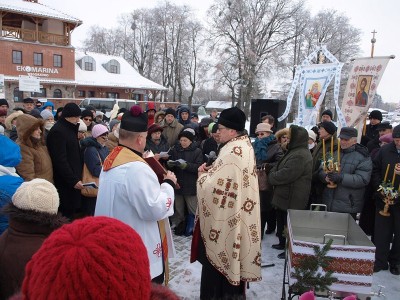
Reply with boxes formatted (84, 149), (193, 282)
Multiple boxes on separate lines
(319, 144), (372, 213)
(268, 125), (312, 211)
(202, 137), (219, 163)
(105, 131), (118, 152)
(145, 135), (170, 154)
(361, 123), (380, 147)
(80, 137), (109, 178)
(161, 118), (184, 147)
(46, 118), (83, 216)
(0, 204), (67, 300)
(15, 114), (53, 183)
(167, 142), (203, 195)
(371, 142), (400, 210)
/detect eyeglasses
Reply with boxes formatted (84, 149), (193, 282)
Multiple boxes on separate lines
(83, 118), (93, 121)
(101, 135), (109, 139)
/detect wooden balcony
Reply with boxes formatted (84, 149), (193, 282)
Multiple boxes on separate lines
(1, 26), (70, 46)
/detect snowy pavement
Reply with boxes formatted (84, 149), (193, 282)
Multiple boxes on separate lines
(168, 231), (400, 299)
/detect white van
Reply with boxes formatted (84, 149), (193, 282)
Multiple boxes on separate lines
(79, 98), (137, 118)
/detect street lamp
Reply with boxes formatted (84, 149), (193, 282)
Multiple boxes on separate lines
(131, 22), (137, 68)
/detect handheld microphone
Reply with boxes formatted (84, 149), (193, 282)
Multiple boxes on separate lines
(206, 151), (217, 166)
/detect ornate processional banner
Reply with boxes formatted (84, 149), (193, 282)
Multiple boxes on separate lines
(341, 57), (391, 128)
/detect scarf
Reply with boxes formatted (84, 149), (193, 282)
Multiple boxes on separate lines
(253, 135), (275, 161)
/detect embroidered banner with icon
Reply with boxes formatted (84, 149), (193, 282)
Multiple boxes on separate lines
(341, 57), (391, 128)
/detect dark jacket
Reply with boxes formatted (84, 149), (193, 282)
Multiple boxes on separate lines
(80, 137), (109, 178)
(0, 204), (67, 300)
(371, 142), (400, 209)
(361, 123), (380, 147)
(167, 142), (203, 195)
(201, 137), (219, 163)
(268, 125), (312, 211)
(46, 118), (82, 217)
(145, 135), (170, 155)
(319, 144), (372, 213)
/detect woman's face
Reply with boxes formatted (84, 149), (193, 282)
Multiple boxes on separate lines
(31, 127), (42, 139)
(151, 131), (162, 142)
(256, 131), (271, 139)
(179, 137), (192, 149)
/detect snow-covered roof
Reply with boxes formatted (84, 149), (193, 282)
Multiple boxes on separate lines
(368, 107), (388, 114)
(0, 0), (82, 25)
(75, 51), (167, 91)
(205, 101), (233, 110)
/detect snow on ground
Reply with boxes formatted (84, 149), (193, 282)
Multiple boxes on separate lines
(169, 231), (400, 299)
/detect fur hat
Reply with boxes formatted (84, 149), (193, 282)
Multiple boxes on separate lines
(147, 123), (163, 136)
(275, 128), (289, 141)
(369, 110), (383, 121)
(392, 125), (400, 138)
(218, 107), (246, 131)
(92, 124), (108, 138)
(178, 130), (194, 142)
(22, 217), (152, 299)
(78, 120), (87, 132)
(165, 107), (176, 117)
(121, 105), (148, 132)
(12, 179), (59, 215)
(321, 109), (333, 120)
(40, 109), (54, 120)
(318, 121), (337, 135)
(0, 98), (9, 108)
(255, 123), (273, 134)
(5, 110), (23, 130)
(61, 103), (81, 118)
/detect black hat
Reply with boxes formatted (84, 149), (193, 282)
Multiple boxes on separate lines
(191, 113), (199, 119)
(318, 121), (337, 135)
(321, 109), (333, 120)
(339, 127), (357, 139)
(376, 121), (392, 131)
(165, 108), (176, 117)
(23, 97), (34, 104)
(29, 108), (43, 119)
(199, 117), (212, 127)
(81, 109), (93, 119)
(85, 105), (96, 112)
(178, 130), (194, 142)
(369, 110), (383, 121)
(392, 125), (400, 139)
(0, 98), (9, 108)
(212, 123), (218, 133)
(217, 107), (246, 131)
(121, 105), (148, 132)
(118, 108), (128, 115)
(61, 103), (82, 118)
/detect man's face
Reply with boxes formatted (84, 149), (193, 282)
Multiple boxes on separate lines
(370, 118), (380, 125)
(321, 115), (331, 122)
(191, 117), (199, 123)
(0, 104), (8, 109)
(181, 111), (189, 121)
(379, 129), (392, 137)
(23, 103), (34, 112)
(165, 114), (175, 124)
(318, 127), (330, 140)
(394, 138), (400, 150)
(212, 132), (221, 143)
(217, 125), (234, 144)
(340, 137), (356, 150)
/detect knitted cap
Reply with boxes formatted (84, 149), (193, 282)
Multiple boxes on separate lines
(218, 107), (246, 131)
(92, 124), (108, 138)
(178, 130), (194, 142)
(165, 107), (176, 117)
(62, 103), (81, 118)
(199, 117), (212, 127)
(78, 120), (87, 132)
(0, 98), (9, 108)
(22, 216), (151, 299)
(255, 123), (273, 134)
(321, 109), (333, 120)
(392, 125), (400, 138)
(121, 106), (148, 132)
(12, 179), (59, 215)
(23, 97), (34, 104)
(318, 121), (337, 135)
(307, 130), (317, 141)
(40, 109), (54, 120)
(369, 110), (382, 121)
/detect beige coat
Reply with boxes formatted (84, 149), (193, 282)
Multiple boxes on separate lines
(196, 135), (261, 285)
(15, 114), (53, 182)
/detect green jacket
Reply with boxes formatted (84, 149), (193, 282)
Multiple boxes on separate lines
(268, 125), (312, 210)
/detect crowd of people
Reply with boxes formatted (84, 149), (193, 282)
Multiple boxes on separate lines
(0, 96), (399, 299)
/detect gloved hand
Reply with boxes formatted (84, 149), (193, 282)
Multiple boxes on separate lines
(167, 160), (175, 168)
(179, 162), (187, 169)
(327, 172), (343, 183)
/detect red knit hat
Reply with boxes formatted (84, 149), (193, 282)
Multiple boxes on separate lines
(22, 216), (151, 299)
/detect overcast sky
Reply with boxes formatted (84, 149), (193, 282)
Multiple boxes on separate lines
(42, 0), (399, 104)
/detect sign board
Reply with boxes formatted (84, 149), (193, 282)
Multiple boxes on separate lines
(19, 75), (41, 92)
(0, 74), (4, 98)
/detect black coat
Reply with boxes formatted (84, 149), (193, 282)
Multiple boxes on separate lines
(202, 137), (219, 163)
(168, 142), (203, 195)
(372, 142), (400, 209)
(46, 118), (83, 217)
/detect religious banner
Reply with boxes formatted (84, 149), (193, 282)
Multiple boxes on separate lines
(341, 56), (392, 128)
(278, 45), (344, 127)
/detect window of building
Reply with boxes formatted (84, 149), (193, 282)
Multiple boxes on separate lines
(54, 55), (62, 67)
(12, 51), (22, 64)
(106, 92), (119, 99)
(53, 89), (62, 98)
(34, 53), (43, 66)
(103, 59), (120, 74)
(110, 64), (118, 73)
(88, 91), (95, 97)
(85, 62), (93, 71)
(77, 56), (96, 71)
(13, 87), (23, 102)
(78, 90), (86, 97)
(31, 88), (46, 98)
